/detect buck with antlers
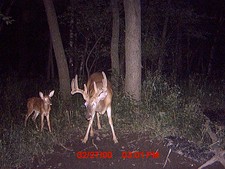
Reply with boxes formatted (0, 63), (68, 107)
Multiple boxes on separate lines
(24, 90), (55, 132)
(71, 72), (118, 143)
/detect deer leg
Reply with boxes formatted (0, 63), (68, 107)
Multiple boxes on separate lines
(90, 124), (94, 137)
(107, 106), (118, 143)
(46, 114), (51, 132)
(40, 114), (44, 132)
(24, 109), (34, 127)
(32, 111), (39, 130)
(97, 113), (101, 129)
(82, 113), (96, 143)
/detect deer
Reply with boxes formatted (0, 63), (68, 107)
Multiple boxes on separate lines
(71, 72), (118, 144)
(24, 90), (55, 132)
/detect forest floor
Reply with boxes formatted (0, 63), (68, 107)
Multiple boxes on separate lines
(25, 130), (224, 169)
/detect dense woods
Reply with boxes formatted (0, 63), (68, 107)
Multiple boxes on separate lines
(0, 0), (225, 85)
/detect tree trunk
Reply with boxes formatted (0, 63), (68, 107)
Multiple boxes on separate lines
(124, 0), (142, 101)
(207, 15), (223, 77)
(68, 0), (76, 77)
(111, 0), (120, 87)
(158, 0), (170, 74)
(43, 0), (71, 101)
(186, 34), (191, 79)
(47, 38), (54, 81)
(175, 15), (182, 80)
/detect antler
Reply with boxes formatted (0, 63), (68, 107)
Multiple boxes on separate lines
(71, 75), (88, 100)
(101, 72), (108, 92)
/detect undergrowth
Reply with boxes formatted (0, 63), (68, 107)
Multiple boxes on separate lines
(0, 72), (224, 168)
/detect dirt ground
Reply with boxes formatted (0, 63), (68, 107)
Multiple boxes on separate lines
(30, 130), (223, 169)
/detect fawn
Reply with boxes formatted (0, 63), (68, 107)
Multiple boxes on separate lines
(24, 90), (54, 132)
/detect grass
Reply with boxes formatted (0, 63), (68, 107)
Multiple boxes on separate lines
(0, 72), (225, 168)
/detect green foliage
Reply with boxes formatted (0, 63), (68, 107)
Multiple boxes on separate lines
(140, 73), (208, 141)
(0, 75), (78, 168)
(58, 1), (111, 74)
(1, 126), (54, 168)
(113, 72), (224, 143)
(113, 92), (139, 127)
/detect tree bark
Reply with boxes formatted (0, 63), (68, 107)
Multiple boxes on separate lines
(47, 38), (54, 81)
(111, 0), (120, 79)
(43, 0), (71, 101)
(175, 15), (182, 80)
(68, 0), (76, 77)
(158, 0), (170, 74)
(124, 0), (142, 101)
(207, 14), (223, 77)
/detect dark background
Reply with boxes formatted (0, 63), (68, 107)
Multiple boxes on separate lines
(0, 0), (225, 80)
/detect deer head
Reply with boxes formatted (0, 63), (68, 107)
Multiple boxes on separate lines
(71, 72), (108, 120)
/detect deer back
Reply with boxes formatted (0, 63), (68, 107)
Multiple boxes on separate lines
(87, 72), (113, 96)
(27, 97), (44, 112)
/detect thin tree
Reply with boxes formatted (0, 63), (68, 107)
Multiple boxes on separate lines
(207, 14), (224, 77)
(47, 38), (54, 81)
(111, 0), (120, 85)
(43, 0), (71, 101)
(124, 0), (142, 101)
(158, 0), (170, 74)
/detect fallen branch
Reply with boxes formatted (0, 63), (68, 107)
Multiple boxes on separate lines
(92, 139), (99, 150)
(163, 148), (171, 168)
(198, 149), (225, 169)
(51, 134), (73, 151)
(57, 142), (73, 152)
(198, 119), (225, 169)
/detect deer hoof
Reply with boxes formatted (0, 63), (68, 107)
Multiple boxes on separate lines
(114, 138), (118, 144)
(81, 138), (87, 144)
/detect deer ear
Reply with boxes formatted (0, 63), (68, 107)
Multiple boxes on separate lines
(49, 90), (55, 97)
(39, 92), (44, 99)
(98, 91), (107, 101)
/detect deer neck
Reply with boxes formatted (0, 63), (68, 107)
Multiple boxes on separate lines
(42, 102), (51, 112)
